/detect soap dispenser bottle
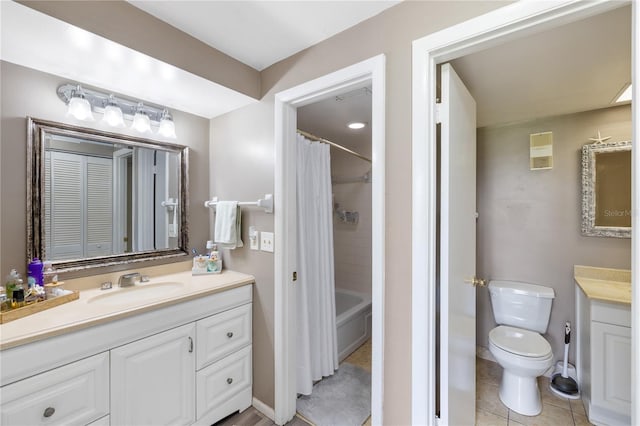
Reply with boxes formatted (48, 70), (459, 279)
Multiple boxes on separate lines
(5, 269), (23, 302)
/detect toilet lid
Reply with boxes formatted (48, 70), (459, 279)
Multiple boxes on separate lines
(489, 326), (552, 358)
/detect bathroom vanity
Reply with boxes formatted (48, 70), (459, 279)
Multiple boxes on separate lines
(0, 266), (254, 426)
(574, 265), (631, 426)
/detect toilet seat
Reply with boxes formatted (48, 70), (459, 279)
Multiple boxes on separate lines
(489, 325), (552, 358)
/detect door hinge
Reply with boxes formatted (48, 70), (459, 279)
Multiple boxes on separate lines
(292, 271), (297, 282)
(435, 103), (442, 124)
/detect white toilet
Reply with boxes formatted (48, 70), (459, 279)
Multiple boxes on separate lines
(488, 280), (555, 416)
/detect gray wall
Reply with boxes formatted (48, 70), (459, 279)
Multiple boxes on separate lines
(0, 60), (211, 278)
(476, 104), (632, 363)
(210, 1), (506, 421)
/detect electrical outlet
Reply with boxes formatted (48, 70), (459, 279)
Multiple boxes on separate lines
(260, 231), (274, 253)
(249, 226), (259, 250)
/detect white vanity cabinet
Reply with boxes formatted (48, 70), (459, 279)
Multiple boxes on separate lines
(576, 286), (631, 425)
(195, 304), (253, 424)
(110, 323), (196, 426)
(0, 282), (253, 426)
(0, 352), (109, 426)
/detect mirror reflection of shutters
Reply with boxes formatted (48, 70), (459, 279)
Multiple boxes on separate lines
(48, 152), (113, 260)
(87, 157), (113, 257)
(49, 152), (84, 260)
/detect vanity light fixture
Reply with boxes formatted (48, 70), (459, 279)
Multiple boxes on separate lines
(66, 85), (94, 121)
(57, 83), (177, 138)
(102, 95), (125, 128)
(347, 121), (366, 130)
(158, 109), (177, 139)
(132, 103), (152, 134)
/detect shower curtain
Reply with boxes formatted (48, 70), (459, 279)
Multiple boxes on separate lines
(296, 134), (339, 395)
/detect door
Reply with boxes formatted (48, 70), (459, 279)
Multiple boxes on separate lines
(111, 323), (196, 426)
(439, 63), (477, 425)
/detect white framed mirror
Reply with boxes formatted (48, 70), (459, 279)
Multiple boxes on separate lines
(581, 139), (631, 238)
(27, 117), (189, 272)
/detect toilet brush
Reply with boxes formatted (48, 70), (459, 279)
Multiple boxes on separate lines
(550, 322), (579, 398)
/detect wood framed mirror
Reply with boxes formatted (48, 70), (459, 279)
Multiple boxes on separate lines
(27, 117), (189, 272)
(581, 139), (631, 238)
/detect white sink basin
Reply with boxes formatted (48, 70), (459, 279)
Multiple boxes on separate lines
(88, 282), (185, 306)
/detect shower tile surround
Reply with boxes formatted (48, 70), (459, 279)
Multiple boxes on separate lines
(476, 358), (593, 426)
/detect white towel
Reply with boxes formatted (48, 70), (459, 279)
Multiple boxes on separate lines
(214, 201), (244, 249)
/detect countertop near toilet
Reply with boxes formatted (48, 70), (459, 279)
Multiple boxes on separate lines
(573, 265), (631, 305)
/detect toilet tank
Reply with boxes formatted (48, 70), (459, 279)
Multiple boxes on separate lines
(488, 280), (555, 333)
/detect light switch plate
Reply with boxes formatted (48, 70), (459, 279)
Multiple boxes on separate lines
(249, 226), (259, 250)
(260, 231), (274, 253)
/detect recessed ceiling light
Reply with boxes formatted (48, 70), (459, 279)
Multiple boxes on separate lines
(613, 83), (632, 103)
(348, 122), (366, 130)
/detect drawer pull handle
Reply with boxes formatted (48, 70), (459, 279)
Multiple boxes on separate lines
(188, 337), (193, 353)
(227, 332), (233, 339)
(43, 407), (55, 418)
(227, 377), (233, 385)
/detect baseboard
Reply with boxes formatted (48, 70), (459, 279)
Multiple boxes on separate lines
(252, 397), (275, 422)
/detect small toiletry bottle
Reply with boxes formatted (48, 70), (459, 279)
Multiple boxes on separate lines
(211, 244), (222, 271)
(211, 243), (219, 261)
(5, 269), (22, 301)
(0, 285), (7, 310)
(43, 261), (57, 285)
(206, 240), (215, 258)
(28, 258), (44, 286)
(12, 288), (25, 308)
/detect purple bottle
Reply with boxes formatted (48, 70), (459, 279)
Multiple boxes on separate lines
(28, 258), (44, 286)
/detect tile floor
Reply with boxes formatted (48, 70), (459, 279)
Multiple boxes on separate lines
(476, 357), (592, 426)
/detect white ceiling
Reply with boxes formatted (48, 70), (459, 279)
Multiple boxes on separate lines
(451, 4), (631, 128)
(298, 86), (372, 154)
(297, 3), (631, 154)
(127, 1), (401, 71)
(0, 1), (257, 119)
(0, 1), (631, 128)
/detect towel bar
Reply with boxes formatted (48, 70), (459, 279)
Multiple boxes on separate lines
(204, 193), (273, 214)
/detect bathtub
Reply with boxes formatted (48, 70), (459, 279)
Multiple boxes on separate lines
(335, 288), (372, 362)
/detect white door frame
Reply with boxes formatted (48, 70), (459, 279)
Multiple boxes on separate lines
(411, 1), (637, 424)
(274, 54), (386, 425)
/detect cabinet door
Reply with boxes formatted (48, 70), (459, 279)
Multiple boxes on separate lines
(111, 323), (195, 426)
(0, 352), (109, 426)
(591, 321), (631, 415)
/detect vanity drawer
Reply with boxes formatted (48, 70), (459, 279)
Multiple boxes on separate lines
(196, 345), (252, 419)
(196, 303), (251, 369)
(592, 300), (631, 327)
(0, 352), (109, 426)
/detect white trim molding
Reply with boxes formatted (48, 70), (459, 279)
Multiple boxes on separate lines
(252, 397), (275, 422)
(274, 54), (386, 425)
(411, 1), (635, 425)
(631, 2), (639, 423)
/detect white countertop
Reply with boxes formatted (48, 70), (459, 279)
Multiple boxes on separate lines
(0, 268), (254, 350)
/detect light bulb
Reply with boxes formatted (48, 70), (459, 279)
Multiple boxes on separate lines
(132, 103), (151, 133)
(158, 109), (177, 139)
(67, 95), (94, 121)
(103, 101), (125, 127)
(347, 122), (366, 130)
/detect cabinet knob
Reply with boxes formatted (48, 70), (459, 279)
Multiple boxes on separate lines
(43, 407), (55, 418)
(227, 377), (233, 385)
(226, 332), (233, 338)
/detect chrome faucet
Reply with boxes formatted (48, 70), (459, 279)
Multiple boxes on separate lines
(118, 272), (141, 288)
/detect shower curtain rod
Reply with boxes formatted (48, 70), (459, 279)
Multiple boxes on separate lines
(297, 129), (372, 163)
